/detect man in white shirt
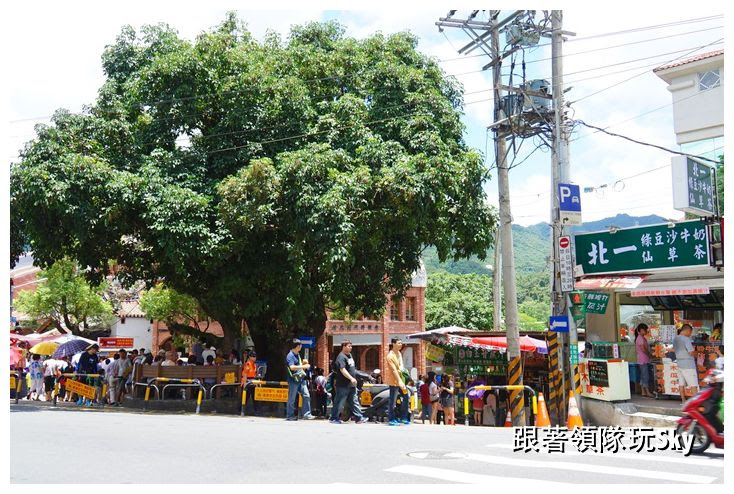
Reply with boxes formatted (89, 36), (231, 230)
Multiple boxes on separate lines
(202, 346), (216, 363)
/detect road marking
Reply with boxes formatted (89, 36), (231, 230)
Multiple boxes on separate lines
(385, 465), (562, 485)
(484, 443), (724, 468)
(455, 452), (716, 483)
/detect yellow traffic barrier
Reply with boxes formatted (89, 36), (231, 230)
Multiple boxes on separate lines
(144, 386), (151, 402)
(196, 389), (203, 414)
(240, 384), (248, 417)
(463, 396), (470, 426)
(532, 395), (538, 415)
(12, 372), (22, 404)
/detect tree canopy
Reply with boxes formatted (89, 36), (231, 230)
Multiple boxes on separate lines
(14, 259), (115, 335)
(10, 15), (496, 377)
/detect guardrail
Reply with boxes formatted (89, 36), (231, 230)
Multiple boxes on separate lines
(240, 379), (295, 417)
(138, 377), (207, 414)
(208, 382), (242, 400)
(463, 385), (537, 427)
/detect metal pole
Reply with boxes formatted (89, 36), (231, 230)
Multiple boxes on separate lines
(493, 229), (502, 331)
(550, 10), (579, 421)
(489, 11), (525, 427)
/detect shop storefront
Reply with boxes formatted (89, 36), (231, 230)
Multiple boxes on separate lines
(573, 218), (724, 403)
(409, 328), (556, 424)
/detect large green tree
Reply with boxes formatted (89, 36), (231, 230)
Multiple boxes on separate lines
(14, 259), (115, 335)
(11, 15), (496, 378)
(425, 271), (493, 331)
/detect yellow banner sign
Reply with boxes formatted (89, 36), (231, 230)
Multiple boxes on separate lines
(224, 372), (236, 384)
(425, 343), (446, 363)
(10, 376), (17, 390)
(360, 390), (372, 406)
(254, 387), (301, 405)
(64, 379), (97, 400)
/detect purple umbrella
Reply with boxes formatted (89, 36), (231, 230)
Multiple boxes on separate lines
(52, 339), (91, 359)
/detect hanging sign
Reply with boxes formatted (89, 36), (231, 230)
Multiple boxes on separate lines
(559, 236), (575, 292)
(574, 220), (710, 275)
(671, 156), (716, 216)
(583, 292), (610, 314)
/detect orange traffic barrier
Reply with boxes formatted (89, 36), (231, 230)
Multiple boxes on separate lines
(535, 392), (551, 427)
(567, 395), (583, 429)
(504, 410), (512, 427)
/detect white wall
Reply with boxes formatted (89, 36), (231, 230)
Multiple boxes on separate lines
(110, 317), (153, 351)
(663, 59), (724, 144)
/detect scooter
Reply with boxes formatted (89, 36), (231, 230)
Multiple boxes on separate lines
(676, 369), (724, 454)
(362, 384), (416, 422)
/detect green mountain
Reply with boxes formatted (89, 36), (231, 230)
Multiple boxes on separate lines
(423, 213), (666, 277)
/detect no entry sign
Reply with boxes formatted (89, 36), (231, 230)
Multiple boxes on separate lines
(559, 235), (574, 292)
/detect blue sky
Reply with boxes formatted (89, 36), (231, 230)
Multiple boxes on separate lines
(4, 3), (725, 226)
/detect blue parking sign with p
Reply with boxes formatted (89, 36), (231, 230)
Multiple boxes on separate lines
(558, 183), (581, 212)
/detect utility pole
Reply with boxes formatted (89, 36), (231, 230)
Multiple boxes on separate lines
(436, 10), (525, 425)
(549, 10), (579, 420)
(489, 12), (525, 426)
(493, 232), (502, 332)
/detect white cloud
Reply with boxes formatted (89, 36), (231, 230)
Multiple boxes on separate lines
(4, 5), (725, 228)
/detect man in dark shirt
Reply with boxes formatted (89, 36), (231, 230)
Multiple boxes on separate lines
(285, 339), (315, 421)
(76, 344), (100, 406)
(329, 341), (368, 424)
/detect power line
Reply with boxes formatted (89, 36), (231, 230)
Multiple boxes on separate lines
(573, 120), (722, 164)
(570, 37), (723, 104)
(570, 83), (724, 144)
(438, 14), (723, 62)
(511, 25), (723, 67)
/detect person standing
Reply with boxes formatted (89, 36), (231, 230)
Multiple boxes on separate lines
(27, 354), (44, 401)
(329, 341), (368, 424)
(116, 349), (132, 403)
(313, 368), (329, 418)
(77, 344), (100, 406)
(385, 338), (410, 426)
(635, 324), (655, 397)
(241, 351), (258, 415)
(440, 374), (456, 425)
(106, 353), (121, 406)
(674, 324), (699, 403)
(285, 339), (315, 421)
(420, 373), (435, 424)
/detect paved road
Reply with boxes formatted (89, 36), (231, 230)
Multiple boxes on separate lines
(10, 402), (724, 484)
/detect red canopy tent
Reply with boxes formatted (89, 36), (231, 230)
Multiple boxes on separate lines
(470, 335), (547, 353)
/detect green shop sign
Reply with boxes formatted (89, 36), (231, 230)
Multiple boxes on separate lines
(455, 347), (506, 376)
(574, 219), (710, 275)
(584, 292), (610, 314)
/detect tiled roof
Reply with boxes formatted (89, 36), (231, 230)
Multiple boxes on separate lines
(119, 299), (147, 318)
(653, 49), (724, 72)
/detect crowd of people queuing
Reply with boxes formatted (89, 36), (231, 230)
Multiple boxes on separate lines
(13, 335), (512, 426)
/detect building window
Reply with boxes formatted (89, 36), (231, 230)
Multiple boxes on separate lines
(698, 70), (720, 91)
(406, 297), (417, 321)
(390, 297), (401, 321)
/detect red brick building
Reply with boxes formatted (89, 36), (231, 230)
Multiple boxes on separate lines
(313, 266), (427, 378)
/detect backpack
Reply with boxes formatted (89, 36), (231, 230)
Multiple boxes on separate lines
(316, 379), (326, 396)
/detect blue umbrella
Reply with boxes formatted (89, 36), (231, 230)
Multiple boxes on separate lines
(52, 339), (91, 359)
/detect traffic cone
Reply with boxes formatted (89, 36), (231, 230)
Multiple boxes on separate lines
(535, 393), (551, 427)
(504, 410), (512, 427)
(567, 395), (583, 429)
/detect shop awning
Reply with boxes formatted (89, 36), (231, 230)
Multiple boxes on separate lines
(629, 277), (724, 297)
(407, 326), (477, 340)
(574, 275), (647, 290)
(470, 336), (547, 354)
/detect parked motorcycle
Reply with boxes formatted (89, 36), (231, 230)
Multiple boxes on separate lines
(676, 369), (724, 454)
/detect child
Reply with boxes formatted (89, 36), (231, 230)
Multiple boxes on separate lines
(27, 354), (44, 401)
(472, 390), (485, 426)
